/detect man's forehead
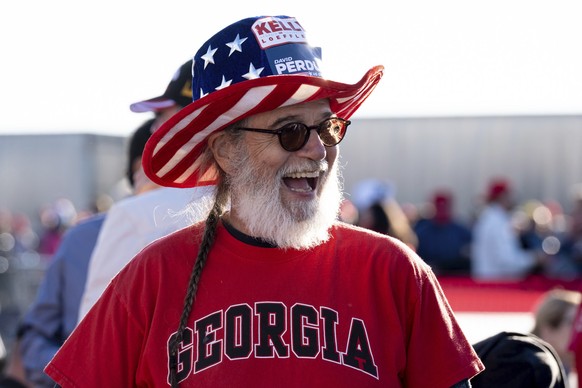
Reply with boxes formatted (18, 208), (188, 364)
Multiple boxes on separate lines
(248, 99), (332, 125)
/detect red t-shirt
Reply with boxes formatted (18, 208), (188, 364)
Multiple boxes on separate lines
(46, 221), (483, 387)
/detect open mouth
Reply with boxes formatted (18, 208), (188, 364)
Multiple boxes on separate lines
(282, 171), (320, 192)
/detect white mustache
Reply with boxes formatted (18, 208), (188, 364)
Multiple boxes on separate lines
(279, 160), (328, 178)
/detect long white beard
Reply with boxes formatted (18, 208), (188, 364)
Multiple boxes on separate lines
(228, 145), (343, 250)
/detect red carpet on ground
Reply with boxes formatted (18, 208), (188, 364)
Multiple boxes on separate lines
(438, 276), (582, 313)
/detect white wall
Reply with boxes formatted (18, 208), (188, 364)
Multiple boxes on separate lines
(341, 115), (582, 222)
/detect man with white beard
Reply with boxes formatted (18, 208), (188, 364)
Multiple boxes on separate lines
(46, 15), (484, 388)
(225, 108), (342, 249)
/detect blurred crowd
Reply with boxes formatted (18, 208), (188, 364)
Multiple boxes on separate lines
(2, 177), (582, 297)
(343, 178), (582, 281)
(2, 177), (581, 300)
(0, 197), (111, 269)
(0, 198), (112, 351)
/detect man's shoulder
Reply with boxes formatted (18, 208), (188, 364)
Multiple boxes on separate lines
(111, 186), (212, 210)
(76, 212), (107, 226)
(103, 189), (186, 222)
(330, 223), (433, 287)
(333, 221), (389, 238)
(332, 222), (411, 250)
(141, 222), (204, 254)
(62, 213), (106, 240)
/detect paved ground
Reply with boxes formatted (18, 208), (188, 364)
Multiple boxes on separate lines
(456, 311), (533, 344)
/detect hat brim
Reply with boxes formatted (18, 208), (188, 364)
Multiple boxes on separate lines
(130, 97), (177, 113)
(143, 65), (384, 188)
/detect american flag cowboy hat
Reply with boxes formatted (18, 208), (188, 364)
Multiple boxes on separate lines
(143, 15), (384, 188)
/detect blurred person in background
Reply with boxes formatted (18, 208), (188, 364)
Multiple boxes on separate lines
(36, 198), (77, 260)
(567, 185), (582, 388)
(1, 209), (20, 260)
(0, 330), (30, 388)
(77, 60), (213, 322)
(531, 288), (582, 382)
(515, 199), (580, 280)
(0, 209), (34, 388)
(568, 292), (582, 388)
(352, 179), (418, 251)
(470, 288), (580, 388)
(0, 210), (38, 261)
(563, 183), (582, 275)
(471, 178), (548, 281)
(414, 189), (472, 276)
(9, 214), (38, 259)
(338, 199), (358, 225)
(17, 118), (156, 387)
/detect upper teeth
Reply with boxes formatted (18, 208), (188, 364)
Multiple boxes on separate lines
(286, 171), (319, 179)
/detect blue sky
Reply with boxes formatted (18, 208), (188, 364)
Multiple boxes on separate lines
(2, 0), (581, 136)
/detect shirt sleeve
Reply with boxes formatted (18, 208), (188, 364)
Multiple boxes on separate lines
(403, 268), (484, 387)
(46, 281), (144, 387)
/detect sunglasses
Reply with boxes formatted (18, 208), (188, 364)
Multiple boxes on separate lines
(237, 117), (351, 152)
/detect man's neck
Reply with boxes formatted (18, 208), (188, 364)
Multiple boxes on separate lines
(221, 218), (277, 248)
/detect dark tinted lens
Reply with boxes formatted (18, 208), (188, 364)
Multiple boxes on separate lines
(319, 118), (347, 146)
(279, 123), (309, 151)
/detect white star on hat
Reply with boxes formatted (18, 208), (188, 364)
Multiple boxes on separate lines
(201, 45), (218, 69)
(226, 34), (248, 56)
(242, 63), (264, 80)
(215, 75), (233, 90)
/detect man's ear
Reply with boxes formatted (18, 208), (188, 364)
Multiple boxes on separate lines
(207, 131), (235, 174)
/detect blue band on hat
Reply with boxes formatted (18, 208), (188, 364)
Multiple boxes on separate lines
(265, 44), (322, 77)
